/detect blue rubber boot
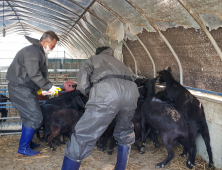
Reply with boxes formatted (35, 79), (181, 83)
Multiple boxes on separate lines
(30, 141), (40, 149)
(115, 145), (131, 170)
(61, 156), (81, 170)
(17, 124), (40, 156)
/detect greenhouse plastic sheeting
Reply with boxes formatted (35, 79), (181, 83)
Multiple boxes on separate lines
(1, 0), (222, 58)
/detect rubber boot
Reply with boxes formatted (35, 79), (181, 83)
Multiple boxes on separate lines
(30, 141), (40, 149)
(17, 124), (40, 156)
(115, 145), (131, 170)
(61, 156), (81, 170)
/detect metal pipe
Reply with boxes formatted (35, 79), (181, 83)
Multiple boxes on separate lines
(70, 31), (95, 55)
(125, 0), (183, 85)
(123, 41), (138, 76)
(159, 32), (183, 85)
(0, 132), (22, 136)
(69, 33), (93, 56)
(0, 117), (20, 120)
(0, 121), (22, 131)
(177, 0), (222, 62)
(136, 36), (156, 78)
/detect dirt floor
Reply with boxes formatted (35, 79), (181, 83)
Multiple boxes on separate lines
(0, 134), (220, 170)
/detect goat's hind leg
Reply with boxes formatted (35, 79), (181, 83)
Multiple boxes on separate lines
(48, 125), (61, 151)
(186, 133), (197, 169)
(201, 124), (214, 168)
(139, 117), (150, 154)
(151, 130), (159, 148)
(108, 136), (116, 155)
(178, 138), (188, 157)
(156, 134), (174, 168)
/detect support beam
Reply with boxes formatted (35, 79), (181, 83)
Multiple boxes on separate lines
(123, 41), (138, 77)
(74, 27), (98, 48)
(72, 29), (97, 51)
(136, 36), (156, 78)
(125, 0), (183, 85)
(5, 1), (26, 35)
(60, 0), (97, 41)
(177, 0), (222, 62)
(70, 31), (94, 55)
(68, 0), (107, 26)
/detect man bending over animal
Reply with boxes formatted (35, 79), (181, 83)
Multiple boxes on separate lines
(61, 47), (139, 170)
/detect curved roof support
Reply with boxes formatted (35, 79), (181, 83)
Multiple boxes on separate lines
(68, 33), (92, 57)
(60, 40), (78, 58)
(177, 0), (222, 62)
(60, 0), (98, 41)
(125, 0), (183, 85)
(14, 10), (73, 28)
(10, 1), (77, 22)
(94, 0), (138, 69)
(77, 23), (103, 47)
(123, 41), (138, 77)
(95, 0), (126, 24)
(74, 27), (98, 49)
(66, 36), (89, 58)
(6, 1), (26, 35)
(72, 29), (97, 51)
(68, 0), (107, 26)
(70, 31), (95, 55)
(136, 36), (156, 78)
(10, 0), (108, 44)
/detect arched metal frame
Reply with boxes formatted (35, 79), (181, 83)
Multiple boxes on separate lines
(1, 0), (222, 85)
(5, 1), (26, 34)
(177, 0), (222, 62)
(136, 36), (156, 78)
(125, 0), (183, 85)
(123, 41), (138, 77)
(3, 0), (107, 57)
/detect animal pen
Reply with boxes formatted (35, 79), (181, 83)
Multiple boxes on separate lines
(1, 0), (222, 170)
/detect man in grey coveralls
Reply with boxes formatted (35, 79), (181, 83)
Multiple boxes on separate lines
(61, 47), (139, 170)
(6, 31), (60, 156)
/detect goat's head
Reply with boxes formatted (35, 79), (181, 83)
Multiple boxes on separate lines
(157, 67), (172, 83)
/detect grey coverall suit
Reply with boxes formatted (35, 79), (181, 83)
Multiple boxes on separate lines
(6, 36), (52, 129)
(64, 48), (140, 161)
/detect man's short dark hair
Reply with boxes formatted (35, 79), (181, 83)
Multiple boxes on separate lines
(40, 30), (59, 42)
(95, 46), (109, 55)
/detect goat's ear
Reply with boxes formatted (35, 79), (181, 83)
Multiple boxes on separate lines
(167, 67), (172, 73)
(165, 65), (169, 70)
(165, 66), (172, 72)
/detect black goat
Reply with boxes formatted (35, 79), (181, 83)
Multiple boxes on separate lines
(45, 89), (87, 111)
(38, 104), (61, 143)
(158, 68), (214, 169)
(47, 108), (83, 151)
(140, 78), (190, 168)
(96, 118), (117, 155)
(0, 94), (10, 122)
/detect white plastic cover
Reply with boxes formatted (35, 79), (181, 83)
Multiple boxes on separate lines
(1, 0), (222, 58)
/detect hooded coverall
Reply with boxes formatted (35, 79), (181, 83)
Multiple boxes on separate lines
(6, 36), (52, 129)
(64, 48), (140, 161)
